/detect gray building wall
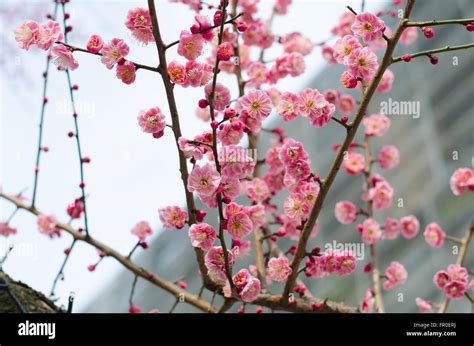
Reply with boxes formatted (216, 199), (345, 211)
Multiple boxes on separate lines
(87, 0), (473, 313)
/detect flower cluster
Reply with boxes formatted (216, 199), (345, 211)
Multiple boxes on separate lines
(434, 264), (470, 299)
(305, 250), (357, 278)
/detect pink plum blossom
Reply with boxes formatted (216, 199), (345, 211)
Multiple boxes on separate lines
(131, 221), (153, 241)
(449, 168), (474, 196)
(400, 215), (420, 239)
(351, 12), (385, 42)
(333, 35), (362, 64)
(368, 180), (394, 210)
(348, 47), (378, 79)
(267, 256), (292, 282)
(205, 82), (231, 111)
(277, 92), (300, 122)
(37, 215), (60, 237)
(226, 212), (253, 239)
(415, 297), (433, 313)
(188, 163), (221, 198)
(423, 222), (446, 248)
(383, 261), (407, 290)
(384, 217), (399, 240)
(237, 90), (272, 119)
(14, 20), (39, 50)
(137, 107), (166, 136)
(159, 206), (188, 229)
(37, 21), (63, 50)
(338, 94), (356, 115)
(343, 151), (365, 175)
(0, 222), (17, 237)
(86, 34), (104, 53)
(116, 61), (136, 84)
(188, 223), (217, 251)
(51, 44), (79, 70)
(378, 145), (400, 170)
(334, 200), (357, 224)
(363, 113), (390, 137)
(360, 218), (382, 244)
(177, 30), (204, 60)
(101, 38), (130, 69)
(124, 7), (154, 45)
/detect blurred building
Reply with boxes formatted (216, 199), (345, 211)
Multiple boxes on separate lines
(87, 0), (473, 313)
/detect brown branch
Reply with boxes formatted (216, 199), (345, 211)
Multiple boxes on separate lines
(391, 43), (474, 64)
(405, 18), (474, 27)
(58, 42), (161, 73)
(281, 0), (417, 305)
(0, 192), (217, 313)
(146, 0), (215, 290)
(438, 220), (474, 313)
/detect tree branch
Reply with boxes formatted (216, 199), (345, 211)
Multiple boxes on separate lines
(405, 18), (474, 27)
(391, 43), (474, 64)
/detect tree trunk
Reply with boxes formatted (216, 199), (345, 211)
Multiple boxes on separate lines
(0, 271), (62, 313)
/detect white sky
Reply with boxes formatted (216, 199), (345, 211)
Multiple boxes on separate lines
(0, 0), (383, 311)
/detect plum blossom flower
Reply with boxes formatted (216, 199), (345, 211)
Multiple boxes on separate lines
(51, 44), (79, 70)
(400, 27), (418, 45)
(400, 215), (419, 239)
(191, 15), (213, 41)
(37, 21), (63, 50)
(247, 62), (269, 87)
(279, 139), (308, 166)
(167, 61), (187, 85)
(217, 120), (245, 146)
(378, 145), (400, 170)
(277, 92), (300, 122)
(340, 70), (357, 88)
(335, 200), (357, 224)
(159, 206), (188, 229)
(231, 239), (251, 258)
(226, 212), (253, 239)
(116, 61), (136, 84)
(14, 20), (39, 50)
(205, 246), (235, 284)
(348, 47), (378, 79)
(281, 32), (313, 55)
(86, 34), (104, 53)
(101, 38), (130, 69)
(338, 94), (356, 115)
(368, 180), (394, 210)
(298, 88), (335, 127)
(449, 168), (474, 196)
(284, 193), (309, 221)
(0, 222), (17, 237)
(444, 281), (467, 299)
(384, 217), (399, 240)
(351, 12), (385, 42)
(184, 60), (213, 87)
(363, 113), (390, 137)
(423, 222), (446, 248)
(376, 69), (394, 93)
(383, 261), (407, 290)
(205, 82), (231, 111)
(237, 90), (272, 119)
(224, 269), (261, 302)
(343, 151), (365, 175)
(360, 218), (382, 244)
(267, 256), (292, 282)
(124, 7), (154, 45)
(435, 264), (469, 299)
(216, 42), (234, 61)
(37, 214), (60, 237)
(244, 178), (270, 202)
(415, 298), (433, 313)
(219, 146), (255, 179)
(333, 35), (362, 64)
(177, 30), (204, 60)
(131, 221), (153, 241)
(335, 251), (357, 276)
(188, 163), (221, 198)
(137, 107), (166, 136)
(188, 223), (217, 251)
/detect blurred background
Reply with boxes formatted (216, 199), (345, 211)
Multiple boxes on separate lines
(0, 0), (473, 313)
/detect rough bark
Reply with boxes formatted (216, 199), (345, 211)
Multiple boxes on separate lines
(0, 272), (62, 313)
